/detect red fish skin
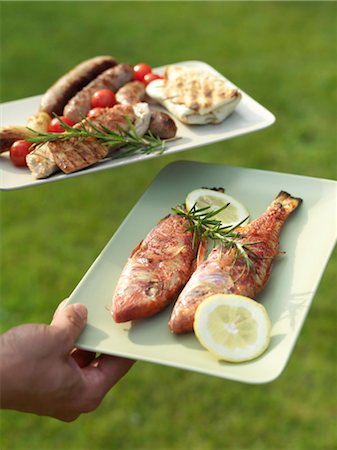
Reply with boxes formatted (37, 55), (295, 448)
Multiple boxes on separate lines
(112, 214), (197, 323)
(169, 191), (302, 334)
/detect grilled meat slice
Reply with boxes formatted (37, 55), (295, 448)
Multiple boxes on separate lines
(26, 144), (58, 179)
(48, 137), (108, 174)
(42, 103), (151, 175)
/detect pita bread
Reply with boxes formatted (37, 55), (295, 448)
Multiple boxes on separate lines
(146, 65), (241, 124)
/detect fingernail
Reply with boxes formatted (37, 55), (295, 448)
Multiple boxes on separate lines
(72, 303), (88, 320)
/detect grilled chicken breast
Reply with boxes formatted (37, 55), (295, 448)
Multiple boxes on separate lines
(27, 103), (151, 178)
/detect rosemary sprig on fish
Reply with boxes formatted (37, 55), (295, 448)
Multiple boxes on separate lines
(111, 190), (302, 333)
(172, 203), (258, 271)
(169, 191), (302, 333)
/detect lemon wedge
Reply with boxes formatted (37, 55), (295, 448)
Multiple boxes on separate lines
(194, 294), (271, 362)
(185, 188), (249, 227)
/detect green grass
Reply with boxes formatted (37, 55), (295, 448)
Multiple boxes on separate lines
(0, 1), (336, 450)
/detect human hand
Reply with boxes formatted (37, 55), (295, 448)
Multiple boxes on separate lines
(0, 301), (134, 421)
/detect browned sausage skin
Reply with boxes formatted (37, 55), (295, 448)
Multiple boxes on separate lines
(115, 81), (145, 105)
(63, 64), (134, 123)
(39, 56), (118, 115)
(149, 111), (177, 139)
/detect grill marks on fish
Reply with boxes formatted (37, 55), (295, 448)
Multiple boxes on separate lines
(168, 191), (302, 333)
(112, 214), (197, 323)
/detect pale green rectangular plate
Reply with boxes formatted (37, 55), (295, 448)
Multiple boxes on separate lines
(67, 161), (336, 384)
(0, 60), (275, 190)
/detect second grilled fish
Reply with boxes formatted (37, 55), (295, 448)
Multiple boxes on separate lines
(169, 191), (302, 333)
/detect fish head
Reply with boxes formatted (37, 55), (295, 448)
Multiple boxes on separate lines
(112, 266), (164, 322)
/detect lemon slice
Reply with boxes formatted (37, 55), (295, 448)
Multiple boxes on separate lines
(194, 294), (271, 362)
(185, 188), (249, 227)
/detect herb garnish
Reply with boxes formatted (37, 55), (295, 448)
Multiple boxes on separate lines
(27, 114), (165, 158)
(172, 203), (260, 271)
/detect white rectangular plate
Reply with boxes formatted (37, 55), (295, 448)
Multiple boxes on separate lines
(67, 161), (336, 384)
(0, 60), (275, 190)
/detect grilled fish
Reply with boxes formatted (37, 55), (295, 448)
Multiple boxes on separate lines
(169, 191), (302, 333)
(112, 213), (198, 323)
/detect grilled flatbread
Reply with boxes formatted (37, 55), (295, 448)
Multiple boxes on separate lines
(146, 65), (241, 124)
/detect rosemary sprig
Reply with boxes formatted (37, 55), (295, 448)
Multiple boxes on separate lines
(172, 203), (259, 271)
(26, 114), (165, 157)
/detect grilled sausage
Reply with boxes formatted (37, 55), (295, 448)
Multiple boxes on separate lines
(63, 64), (134, 123)
(115, 81), (145, 105)
(39, 56), (118, 115)
(0, 126), (36, 153)
(148, 111), (177, 139)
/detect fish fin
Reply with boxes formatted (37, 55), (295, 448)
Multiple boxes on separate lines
(196, 238), (208, 266)
(130, 240), (143, 257)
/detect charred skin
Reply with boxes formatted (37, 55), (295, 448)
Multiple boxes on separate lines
(169, 191), (302, 334)
(39, 56), (118, 115)
(112, 214), (197, 323)
(115, 80), (146, 105)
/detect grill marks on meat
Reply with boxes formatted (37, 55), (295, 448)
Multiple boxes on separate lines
(46, 104), (137, 174)
(81, 104), (136, 134)
(39, 56), (118, 115)
(48, 138), (108, 174)
(63, 64), (134, 123)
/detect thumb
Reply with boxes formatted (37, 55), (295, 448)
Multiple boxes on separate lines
(50, 302), (88, 351)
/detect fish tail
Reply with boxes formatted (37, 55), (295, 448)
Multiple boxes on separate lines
(274, 191), (302, 214)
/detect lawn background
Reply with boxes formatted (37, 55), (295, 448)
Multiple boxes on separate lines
(0, 1), (336, 450)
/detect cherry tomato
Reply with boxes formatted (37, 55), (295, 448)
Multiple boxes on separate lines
(91, 89), (117, 108)
(48, 116), (74, 133)
(10, 140), (33, 167)
(133, 63), (152, 82)
(87, 107), (107, 120)
(143, 72), (163, 85)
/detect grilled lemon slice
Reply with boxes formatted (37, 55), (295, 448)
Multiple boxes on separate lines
(194, 294), (271, 362)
